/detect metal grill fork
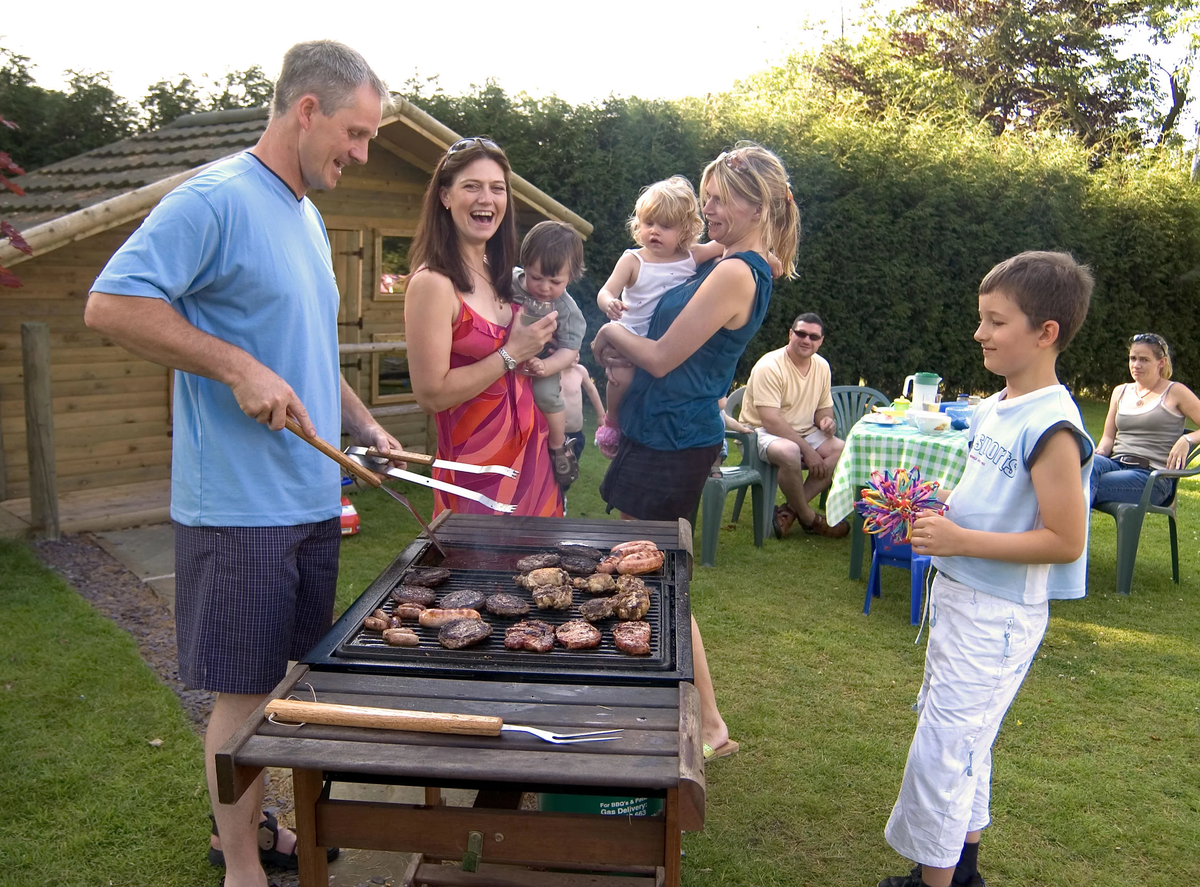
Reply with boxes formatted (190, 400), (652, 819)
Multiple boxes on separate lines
(500, 725), (622, 744)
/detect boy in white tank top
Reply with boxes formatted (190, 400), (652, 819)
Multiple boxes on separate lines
(593, 176), (724, 457)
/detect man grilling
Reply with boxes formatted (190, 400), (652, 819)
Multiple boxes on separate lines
(85, 41), (400, 887)
(739, 312), (849, 538)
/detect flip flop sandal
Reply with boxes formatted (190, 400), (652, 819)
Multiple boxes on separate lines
(209, 810), (339, 870)
(702, 739), (740, 761)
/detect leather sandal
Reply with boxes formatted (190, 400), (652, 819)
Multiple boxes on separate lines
(209, 810), (339, 871)
(550, 444), (580, 488)
(801, 514), (850, 539)
(773, 505), (798, 539)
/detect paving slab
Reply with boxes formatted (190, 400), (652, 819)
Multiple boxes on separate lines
(93, 523), (176, 611)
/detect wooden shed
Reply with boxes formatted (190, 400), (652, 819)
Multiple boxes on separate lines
(0, 100), (591, 533)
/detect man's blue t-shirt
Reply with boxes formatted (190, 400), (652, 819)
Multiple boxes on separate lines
(92, 153), (341, 527)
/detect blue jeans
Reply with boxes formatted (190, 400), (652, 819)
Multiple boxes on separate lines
(1091, 454), (1174, 507)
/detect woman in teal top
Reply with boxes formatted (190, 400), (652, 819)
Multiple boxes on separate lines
(591, 143), (800, 761)
(593, 143), (799, 522)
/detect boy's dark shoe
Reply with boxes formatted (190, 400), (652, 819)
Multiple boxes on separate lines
(550, 444), (580, 488)
(878, 866), (985, 887)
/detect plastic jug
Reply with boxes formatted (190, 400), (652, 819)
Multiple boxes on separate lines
(903, 373), (942, 407)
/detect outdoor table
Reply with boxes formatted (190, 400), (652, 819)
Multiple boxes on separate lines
(826, 419), (971, 579)
(215, 664), (704, 887)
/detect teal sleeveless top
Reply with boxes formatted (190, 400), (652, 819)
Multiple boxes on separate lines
(619, 251), (773, 451)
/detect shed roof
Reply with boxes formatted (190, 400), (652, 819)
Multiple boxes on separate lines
(0, 98), (591, 267)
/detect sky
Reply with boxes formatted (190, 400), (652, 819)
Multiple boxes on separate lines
(3, 0), (886, 105)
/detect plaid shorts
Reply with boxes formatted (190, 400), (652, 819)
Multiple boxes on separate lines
(174, 519), (340, 695)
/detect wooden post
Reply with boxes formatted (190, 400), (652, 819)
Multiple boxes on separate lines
(21, 322), (59, 540)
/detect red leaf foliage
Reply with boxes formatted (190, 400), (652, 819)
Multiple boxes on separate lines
(2, 221), (31, 255)
(0, 152), (24, 176)
(0, 264), (21, 288)
(0, 173), (25, 197)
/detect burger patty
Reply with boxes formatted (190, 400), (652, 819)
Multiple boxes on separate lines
(391, 585), (437, 607)
(504, 619), (556, 653)
(439, 589), (487, 611)
(438, 619), (493, 650)
(613, 620), (652, 655)
(516, 552), (561, 572)
(485, 593), (530, 617)
(404, 567), (451, 587)
(559, 555), (601, 575)
(556, 620), (602, 650)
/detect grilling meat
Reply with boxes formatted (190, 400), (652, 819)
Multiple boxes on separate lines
(613, 620), (652, 655)
(617, 548), (663, 575)
(559, 555), (600, 574)
(578, 596), (615, 622)
(485, 593), (530, 617)
(394, 603), (426, 620)
(531, 585), (573, 609)
(516, 552), (561, 572)
(504, 619), (556, 653)
(556, 620), (602, 650)
(439, 589), (487, 611)
(391, 585), (437, 607)
(382, 627), (420, 647)
(514, 567), (571, 589)
(615, 575), (648, 595)
(404, 567), (451, 587)
(556, 543), (603, 561)
(419, 608), (483, 628)
(439, 619), (492, 649)
(362, 608), (398, 632)
(613, 587), (651, 621)
(573, 573), (617, 595)
(596, 554), (622, 574)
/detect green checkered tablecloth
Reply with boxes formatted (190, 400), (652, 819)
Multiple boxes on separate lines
(825, 420), (971, 525)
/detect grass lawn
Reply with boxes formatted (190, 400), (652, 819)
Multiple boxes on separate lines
(2, 398), (1197, 886)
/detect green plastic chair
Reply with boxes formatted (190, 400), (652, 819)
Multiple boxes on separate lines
(693, 388), (778, 567)
(1094, 443), (1200, 595)
(829, 385), (890, 439)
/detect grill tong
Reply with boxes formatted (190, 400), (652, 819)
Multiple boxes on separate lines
(342, 448), (516, 514)
(265, 699), (622, 744)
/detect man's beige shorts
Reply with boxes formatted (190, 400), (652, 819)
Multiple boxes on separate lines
(754, 427), (832, 464)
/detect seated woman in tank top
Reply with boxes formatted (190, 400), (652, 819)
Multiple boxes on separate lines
(1093, 333), (1200, 507)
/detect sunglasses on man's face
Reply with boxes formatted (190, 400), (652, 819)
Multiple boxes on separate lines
(447, 137), (500, 154)
(791, 329), (823, 341)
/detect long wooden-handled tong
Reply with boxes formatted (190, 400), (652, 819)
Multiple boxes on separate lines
(283, 417), (446, 555)
(353, 446), (518, 478)
(342, 448), (516, 514)
(265, 699), (622, 744)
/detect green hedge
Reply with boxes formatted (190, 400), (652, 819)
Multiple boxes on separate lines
(407, 83), (1200, 401)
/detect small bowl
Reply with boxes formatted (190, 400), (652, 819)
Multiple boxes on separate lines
(910, 411), (951, 434)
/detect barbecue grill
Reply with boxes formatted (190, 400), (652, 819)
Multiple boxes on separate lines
(303, 514), (694, 686)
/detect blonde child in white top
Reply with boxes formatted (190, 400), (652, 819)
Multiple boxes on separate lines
(594, 176), (724, 457)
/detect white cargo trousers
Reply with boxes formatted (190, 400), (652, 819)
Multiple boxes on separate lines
(884, 573), (1049, 867)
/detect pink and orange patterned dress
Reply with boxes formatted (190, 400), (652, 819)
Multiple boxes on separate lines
(432, 300), (563, 517)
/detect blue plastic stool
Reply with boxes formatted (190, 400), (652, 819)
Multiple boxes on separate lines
(863, 535), (931, 625)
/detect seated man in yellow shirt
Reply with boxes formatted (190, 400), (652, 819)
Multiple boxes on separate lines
(740, 313), (848, 538)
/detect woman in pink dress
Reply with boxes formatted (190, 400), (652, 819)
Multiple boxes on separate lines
(405, 138), (562, 516)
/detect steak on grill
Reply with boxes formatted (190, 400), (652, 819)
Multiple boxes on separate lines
(578, 596), (615, 622)
(556, 543), (603, 561)
(391, 585), (437, 607)
(404, 567), (451, 587)
(439, 619), (493, 649)
(504, 620), (556, 653)
(383, 627), (420, 647)
(485, 593), (530, 617)
(531, 585), (573, 609)
(556, 620), (602, 650)
(439, 589), (487, 611)
(516, 552), (561, 572)
(613, 621), (652, 655)
(613, 587), (651, 620)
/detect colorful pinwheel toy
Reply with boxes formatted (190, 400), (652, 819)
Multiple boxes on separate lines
(854, 466), (944, 544)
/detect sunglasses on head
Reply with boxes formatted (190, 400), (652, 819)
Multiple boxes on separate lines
(717, 150), (748, 172)
(791, 329), (822, 341)
(447, 137), (500, 154)
(1133, 333), (1166, 347)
